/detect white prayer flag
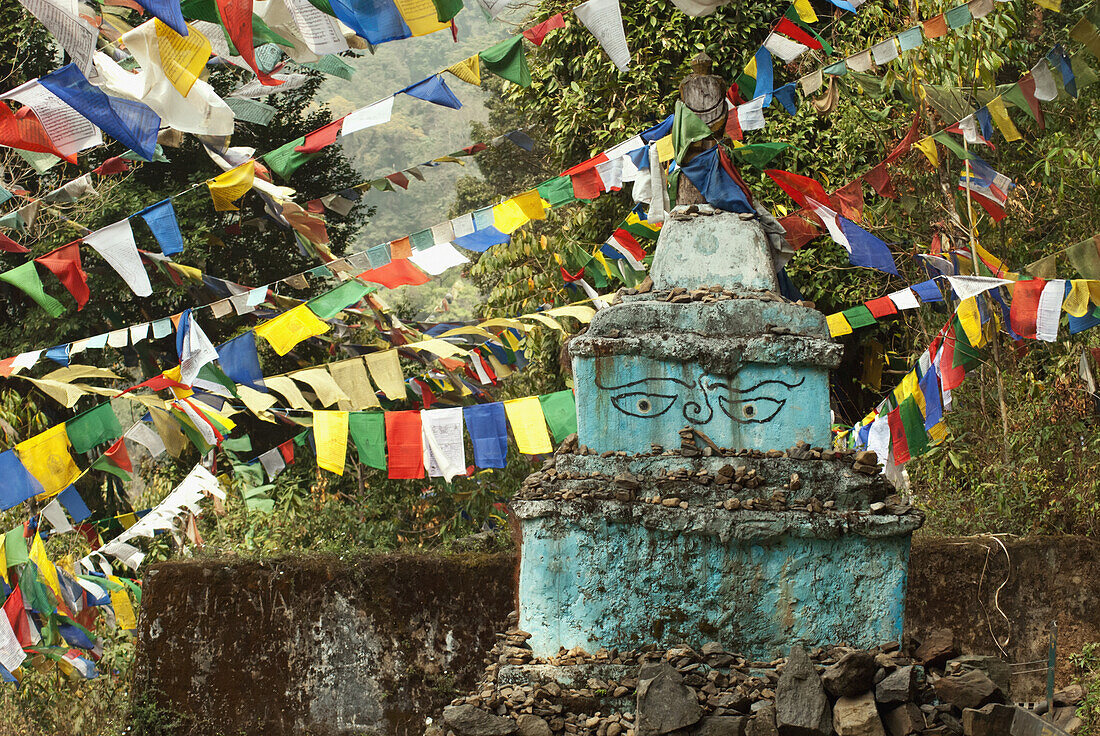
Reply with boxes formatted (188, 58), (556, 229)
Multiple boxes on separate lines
(17, 0), (97, 75)
(284, 0), (348, 54)
(1036, 279), (1066, 342)
(1, 80), (101, 156)
(887, 288), (921, 310)
(946, 276), (1012, 301)
(846, 50), (874, 73)
(764, 33), (809, 63)
(737, 96), (766, 131)
(84, 220), (152, 297)
(574, 0), (631, 72)
(421, 407), (466, 482)
(410, 243), (470, 275)
(126, 421), (166, 457)
(871, 39), (900, 65)
(342, 96), (395, 136)
(1031, 60), (1058, 101)
(0, 612), (26, 673)
(259, 448), (286, 482)
(800, 69), (824, 95)
(178, 312), (219, 386)
(41, 499), (73, 534)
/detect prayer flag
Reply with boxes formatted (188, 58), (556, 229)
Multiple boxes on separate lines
(393, 0), (449, 35)
(66, 403), (123, 454)
(217, 333), (264, 390)
(357, 259), (430, 288)
(446, 56), (481, 86)
(155, 20), (210, 97)
(898, 396), (928, 457)
(84, 219), (153, 298)
(503, 397), (553, 454)
(264, 137), (317, 180)
(215, 0), (284, 85)
(176, 309), (219, 386)
(538, 390), (577, 442)
(254, 304), (330, 356)
(307, 280), (373, 319)
(463, 403), (508, 468)
(523, 13), (564, 45)
(349, 412), (386, 469)
(314, 411), (349, 475)
(402, 75), (462, 109)
(493, 190), (547, 233)
(296, 118), (345, 154)
(838, 218), (899, 275)
(479, 37), (531, 87)
(0, 451), (44, 511)
(39, 64), (160, 161)
(57, 486), (91, 523)
(206, 161), (255, 211)
(1068, 237), (1100, 279)
(986, 96), (1021, 142)
(16, 424), (80, 496)
(421, 407), (465, 481)
(328, 0), (410, 44)
(1010, 279), (1046, 339)
(91, 438), (133, 481)
(385, 411), (424, 479)
(364, 350), (406, 400)
(136, 199), (185, 256)
(573, 0), (630, 72)
(1036, 279), (1066, 342)
(678, 146), (755, 214)
(765, 169), (831, 209)
(0, 262), (65, 317)
(774, 17), (821, 50)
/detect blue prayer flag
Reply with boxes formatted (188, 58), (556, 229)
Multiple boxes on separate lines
(753, 46), (774, 107)
(59, 622), (97, 651)
(40, 64), (160, 161)
(918, 365), (943, 430)
(640, 114), (674, 143)
(142, 0), (188, 35)
(824, 0), (857, 10)
(1049, 45), (1076, 98)
(328, 0), (410, 44)
(45, 345), (70, 366)
(137, 199), (184, 256)
(911, 279), (944, 303)
(58, 486), (91, 523)
(464, 403), (509, 469)
(402, 75), (462, 110)
(976, 107), (993, 142)
(0, 449), (45, 510)
(838, 218), (900, 276)
(217, 332), (265, 390)
(678, 146), (755, 215)
(454, 207), (510, 251)
(774, 83), (799, 115)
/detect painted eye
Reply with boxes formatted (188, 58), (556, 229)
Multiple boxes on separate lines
(610, 392), (677, 418)
(718, 396), (784, 423)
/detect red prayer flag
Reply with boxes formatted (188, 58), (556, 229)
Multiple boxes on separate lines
(939, 325), (966, 390)
(883, 111), (922, 165)
(385, 172), (410, 190)
(522, 13), (565, 45)
(357, 259), (430, 289)
(461, 142), (488, 155)
(765, 169), (831, 209)
(832, 179), (864, 223)
(214, 0), (284, 86)
(101, 437), (133, 474)
(774, 18), (821, 49)
(93, 156), (130, 175)
(887, 407), (910, 464)
(1009, 279), (1046, 340)
(610, 229), (647, 262)
(561, 265), (584, 282)
(0, 232), (29, 253)
(36, 241), (89, 309)
(777, 211), (819, 249)
(562, 153), (608, 177)
(278, 440), (294, 464)
(295, 118), (345, 153)
(865, 296), (899, 318)
(3, 588), (31, 648)
(570, 167), (603, 199)
(385, 410), (424, 479)
(1017, 76), (1045, 130)
(0, 105), (77, 163)
(864, 163), (897, 199)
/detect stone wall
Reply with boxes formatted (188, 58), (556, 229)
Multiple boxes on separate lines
(134, 536), (1100, 734)
(134, 553), (515, 736)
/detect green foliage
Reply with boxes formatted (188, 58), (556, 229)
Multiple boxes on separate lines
(1072, 642), (1100, 734)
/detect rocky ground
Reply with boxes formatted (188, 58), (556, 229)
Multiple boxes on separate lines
(433, 619), (1082, 736)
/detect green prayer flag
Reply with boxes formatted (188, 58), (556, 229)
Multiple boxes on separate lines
(0, 261), (65, 317)
(431, 0), (462, 22)
(931, 131), (972, 160)
(221, 435), (253, 454)
(4, 527), (28, 567)
(120, 577), (143, 604)
(197, 363), (240, 400)
(307, 280), (373, 319)
(842, 306), (877, 329)
(264, 137), (318, 180)
(1068, 238), (1100, 279)
(20, 566), (55, 618)
(944, 4), (971, 30)
(306, 0), (334, 14)
(735, 72), (756, 99)
(66, 403), (123, 455)
(730, 142), (788, 169)
(410, 229), (434, 251)
(349, 412), (386, 470)
(91, 453), (131, 482)
(179, 0), (221, 23)
(538, 177), (576, 208)
(538, 390), (577, 442)
(171, 408), (213, 453)
(898, 395), (929, 457)
(951, 317), (982, 369)
(824, 62), (847, 77)
(479, 37), (532, 87)
(672, 101), (714, 164)
(302, 55), (355, 80)
(1071, 52), (1100, 89)
(1001, 84), (1038, 123)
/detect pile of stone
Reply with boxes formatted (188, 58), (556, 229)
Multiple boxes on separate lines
(434, 624), (1081, 736)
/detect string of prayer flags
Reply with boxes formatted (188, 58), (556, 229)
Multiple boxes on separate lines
(314, 410), (349, 474)
(385, 410), (424, 479)
(503, 397), (553, 455)
(39, 64), (161, 162)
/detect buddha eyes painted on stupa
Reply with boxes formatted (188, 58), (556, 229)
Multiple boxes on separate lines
(596, 374), (805, 425)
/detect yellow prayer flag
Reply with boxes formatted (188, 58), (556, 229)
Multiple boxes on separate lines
(1070, 17), (1100, 59)
(655, 134), (675, 163)
(520, 312), (565, 332)
(16, 424), (80, 498)
(409, 338), (469, 358)
(986, 96), (1021, 142)
(1064, 280), (1092, 317)
(545, 305), (597, 323)
(503, 397), (553, 455)
(493, 190), (547, 234)
(914, 137), (939, 167)
(591, 250), (616, 279)
(107, 577), (138, 630)
(290, 367), (349, 408)
(746, 57), (757, 79)
(237, 384), (278, 419)
(892, 370), (918, 406)
(29, 535), (61, 600)
(793, 0), (818, 23)
(957, 297), (983, 346)
(21, 378), (87, 408)
(206, 162), (256, 211)
(0, 542), (6, 587)
(254, 304), (331, 356)
(156, 20), (211, 97)
(826, 312), (852, 337)
(446, 55), (481, 86)
(1034, 0), (1060, 10)
(314, 410), (349, 475)
(928, 422), (948, 442)
(392, 0), (450, 36)
(976, 242), (1019, 280)
(329, 359), (380, 410)
(363, 350), (406, 400)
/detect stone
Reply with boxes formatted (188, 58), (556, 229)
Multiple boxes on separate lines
(746, 704), (779, 736)
(915, 629), (956, 668)
(822, 651), (877, 698)
(875, 666), (921, 704)
(776, 648), (831, 736)
(444, 705), (518, 736)
(636, 662), (703, 736)
(932, 670), (1004, 711)
(696, 715), (749, 736)
(833, 692), (885, 736)
(947, 655), (1011, 697)
(1055, 684), (1085, 706)
(517, 715), (553, 736)
(882, 703), (924, 736)
(960, 704), (1016, 736)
